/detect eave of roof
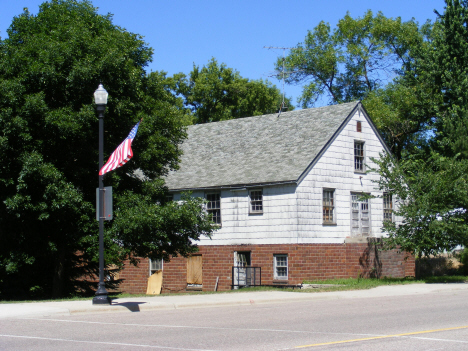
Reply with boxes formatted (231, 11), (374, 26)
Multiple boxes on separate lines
(165, 101), (361, 191)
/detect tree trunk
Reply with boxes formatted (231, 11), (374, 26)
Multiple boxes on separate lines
(415, 252), (422, 279)
(52, 252), (66, 298)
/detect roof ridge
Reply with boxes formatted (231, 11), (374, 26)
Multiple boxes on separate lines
(166, 101), (361, 190)
(188, 101), (361, 129)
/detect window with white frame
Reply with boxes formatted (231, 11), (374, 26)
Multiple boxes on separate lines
(383, 193), (393, 222)
(149, 258), (163, 276)
(323, 189), (335, 224)
(249, 190), (263, 214)
(274, 254), (288, 280)
(206, 193), (221, 225)
(354, 141), (365, 172)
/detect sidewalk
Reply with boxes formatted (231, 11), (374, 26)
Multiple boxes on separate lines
(1, 283), (467, 319)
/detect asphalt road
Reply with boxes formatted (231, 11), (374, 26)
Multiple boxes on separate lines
(1, 286), (468, 350)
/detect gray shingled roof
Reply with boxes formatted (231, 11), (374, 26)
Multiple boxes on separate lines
(165, 101), (360, 190)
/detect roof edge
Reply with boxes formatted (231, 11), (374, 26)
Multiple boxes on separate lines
(168, 180), (298, 193)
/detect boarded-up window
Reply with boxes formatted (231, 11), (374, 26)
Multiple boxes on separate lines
(187, 255), (203, 285)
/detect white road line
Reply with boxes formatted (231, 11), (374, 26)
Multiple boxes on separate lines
(0, 334), (220, 351)
(410, 336), (468, 344)
(27, 318), (383, 337)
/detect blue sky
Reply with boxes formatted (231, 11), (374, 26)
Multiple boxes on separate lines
(2, 0), (444, 108)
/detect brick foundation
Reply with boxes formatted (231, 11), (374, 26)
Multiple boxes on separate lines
(117, 241), (415, 294)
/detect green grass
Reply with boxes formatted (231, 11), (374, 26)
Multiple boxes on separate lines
(301, 276), (468, 292)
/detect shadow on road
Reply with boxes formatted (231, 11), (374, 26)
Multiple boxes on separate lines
(110, 301), (147, 312)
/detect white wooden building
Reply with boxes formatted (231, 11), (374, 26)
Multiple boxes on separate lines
(166, 101), (394, 245)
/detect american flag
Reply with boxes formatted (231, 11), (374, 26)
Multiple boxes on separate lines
(99, 120), (141, 176)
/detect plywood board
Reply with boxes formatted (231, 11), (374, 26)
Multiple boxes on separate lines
(187, 255), (202, 284)
(146, 270), (163, 295)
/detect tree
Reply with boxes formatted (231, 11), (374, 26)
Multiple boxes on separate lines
(173, 58), (294, 124)
(0, 0), (214, 299)
(279, 10), (423, 108)
(412, 0), (468, 158)
(363, 81), (432, 159)
(372, 152), (468, 259)
(372, 0), (468, 259)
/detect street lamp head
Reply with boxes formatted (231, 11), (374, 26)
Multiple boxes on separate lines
(94, 84), (108, 105)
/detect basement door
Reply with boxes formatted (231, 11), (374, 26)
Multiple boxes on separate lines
(187, 255), (202, 290)
(233, 251), (251, 288)
(351, 193), (370, 236)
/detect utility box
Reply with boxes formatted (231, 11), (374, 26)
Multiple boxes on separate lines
(96, 186), (113, 221)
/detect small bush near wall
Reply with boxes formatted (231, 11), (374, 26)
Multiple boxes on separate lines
(416, 254), (462, 277)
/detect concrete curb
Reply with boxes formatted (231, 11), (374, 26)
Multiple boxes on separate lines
(2, 283), (467, 319)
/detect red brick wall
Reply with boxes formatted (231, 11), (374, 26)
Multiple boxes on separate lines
(117, 242), (415, 294)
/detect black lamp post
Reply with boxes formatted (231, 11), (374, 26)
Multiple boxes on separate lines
(93, 84), (111, 305)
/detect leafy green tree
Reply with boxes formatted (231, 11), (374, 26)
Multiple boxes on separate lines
(173, 58), (294, 124)
(371, 1), (468, 259)
(372, 153), (468, 260)
(363, 81), (432, 159)
(0, 0), (214, 299)
(410, 0), (468, 158)
(279, 10), (423, 108)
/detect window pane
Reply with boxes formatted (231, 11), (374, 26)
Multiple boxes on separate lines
(277, 267), (287, 277)
(250, 190), (263, 212)
(149, 258), (163, 276)
(323, 189), (334, 222)
(354, 141), (364, 171)
(206, 193), (221, 224)
(274, 255), (288, 279)
(383, 193), (393, 221)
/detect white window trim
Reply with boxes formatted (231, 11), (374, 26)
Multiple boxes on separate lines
(354, 140), (366, 173)
(149, 258), (163, 277)
(322, 188), (336, 225)
(249, 189), (263, 214)
(205, 192), (221, 226)
(274, 254), (288, 280)
(383, 192), (393, 222)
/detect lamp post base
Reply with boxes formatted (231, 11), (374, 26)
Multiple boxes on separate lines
(92, 283), (111, 305)
(92, 294), (111, 305)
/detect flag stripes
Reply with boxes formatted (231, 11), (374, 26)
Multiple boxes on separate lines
(99, 121), (140, 176)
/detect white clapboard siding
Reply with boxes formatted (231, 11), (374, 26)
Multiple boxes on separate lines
(172, 108), (396, 246)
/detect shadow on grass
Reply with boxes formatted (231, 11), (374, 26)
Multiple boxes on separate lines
(422, 276), (468, 284)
